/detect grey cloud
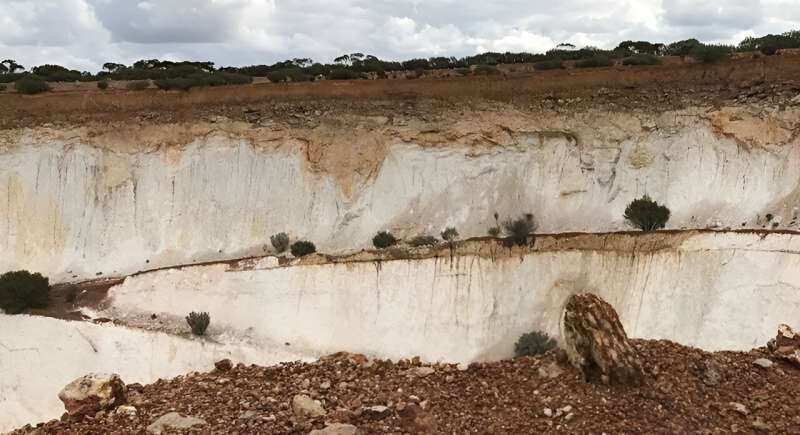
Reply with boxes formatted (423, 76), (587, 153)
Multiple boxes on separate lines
(1, 0), (798, 71)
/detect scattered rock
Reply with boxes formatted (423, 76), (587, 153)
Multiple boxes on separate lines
(730, 402), (749, 415)
(543, 408), (553, 418)
(538, 362), (564, 379)
(704, 359), (725, 385)
(562, 293), (645, 385)
(363, 405), (390, 416)
(410, 367), (435, 377)
(114, 405), (137, 417)
(308, 423), (360, 435)
(214, 359), (233, 372)
(753, 358), (774, 369)
(146, 412), (207, 434)
(751, 417), (772, 431)
(292, 394), (326, 419)
(58, 373), (127, 418)
(767, 324), (800, 367)
(398, 403), (437, 434)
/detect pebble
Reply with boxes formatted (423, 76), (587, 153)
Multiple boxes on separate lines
(753, 358), (773, 369)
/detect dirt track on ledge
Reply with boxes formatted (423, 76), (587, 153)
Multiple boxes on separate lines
(13, 340), (800, 434)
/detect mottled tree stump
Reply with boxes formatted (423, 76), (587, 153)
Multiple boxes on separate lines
(562, 293), (645, 385)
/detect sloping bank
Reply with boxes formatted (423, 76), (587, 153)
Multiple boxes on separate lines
(107, 230), (800, 363)
(0, 314), (304, 432)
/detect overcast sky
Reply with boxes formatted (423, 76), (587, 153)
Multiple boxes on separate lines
(2, 0), (799, 72)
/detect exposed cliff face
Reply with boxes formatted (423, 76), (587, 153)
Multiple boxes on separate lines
(105, 231), (800, 363)
(2, 102), (799, 280)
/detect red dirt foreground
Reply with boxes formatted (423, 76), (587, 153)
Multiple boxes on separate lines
(12, 293), (800, 434)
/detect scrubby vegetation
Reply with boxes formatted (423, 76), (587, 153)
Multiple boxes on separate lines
(575, 55), (613, 68)
(502, 213), (536, 246)
(372, 231), (399, 249)
(270, 232), (290, 253)
(0, 270), (50, 314)
(624, 195), (670, 231)
(14, 75), (50, 94)
(514, 330), (557, 357)
(690, 44), (731, 64)
(97, 80), (109, 90)
(126, 80), (150, 90)
(186, 311), (210, 336)
(410, 235), (438, 247)
(622, 54), (661, 66)
(533, 59), (564, 70)
(290, 240), (317, 257)
(441, 227), (459, 244)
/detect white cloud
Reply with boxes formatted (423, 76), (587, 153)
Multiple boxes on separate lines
(0, 0), (798, 71)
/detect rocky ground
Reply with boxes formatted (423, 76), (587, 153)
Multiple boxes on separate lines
(13, 340), (800, 434)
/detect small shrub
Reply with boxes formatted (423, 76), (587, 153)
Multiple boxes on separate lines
(154, 77), (198, 91)
(502, 213), (536, 246)
(487, 226), (501, 237)
(0, 270), (50, 314)
(214, 71), (253, 85)
(0, 84), (8, 92)
(186, 311), (210, 336)
(474, 65), (500, 75)
(126, 80), (150, 90)
(533, 59), (564, 70)
(514, 330), (557, 357)
(290, 240), (317, 257)
(624, 195), (670, 231)
(267, 70), (288, 83)
(97, 80), (109, 90)
(760, 44), (778, 56)
(690, 44), (731, 64)
(14, 75), (51, 95)
(575, 55), (613, 68)
(328, 68), (361, 80)
(270, 232), (290, 253)
(441, 227), (459, 243)
(622, 54), (661, 66)
(410, 235), (438, 247)
(372, 231), (398, 249)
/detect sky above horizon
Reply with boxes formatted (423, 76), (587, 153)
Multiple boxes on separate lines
(2, 0), (799, 72)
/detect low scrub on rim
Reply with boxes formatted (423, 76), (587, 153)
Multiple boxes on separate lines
(502, 213), (536, 246)
(0, 270), (50, 314)
(514, 330), (557, 357)
(410, 234), (439, 247)
(14, 75), (50, 95)
(372, 231), (399, 249)
(270, 232), (290, 253)
(441, 227), (459, 243)
(290, 240), (317, 257)
(186, 311), (210, 336)
(624, 195), (670, 231)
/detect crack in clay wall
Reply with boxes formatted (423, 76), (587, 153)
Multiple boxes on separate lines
(2, 119), (800, 281)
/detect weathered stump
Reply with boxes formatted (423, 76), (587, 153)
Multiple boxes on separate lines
(562, 293), (645, 385)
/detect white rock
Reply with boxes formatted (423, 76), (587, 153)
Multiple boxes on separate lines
(147, 412), (207, 434)
(544, 408), (553, 418)
(309, 423), (360, 435)
(753, 358), (774, 369)
(292, 394), (326, 419)
(58, 373), (126, 417)
(730, 402), (749, 415)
